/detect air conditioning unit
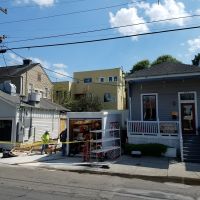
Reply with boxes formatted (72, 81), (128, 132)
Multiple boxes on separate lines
(29, 92), (41, 102)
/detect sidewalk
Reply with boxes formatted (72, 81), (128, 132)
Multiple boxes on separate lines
(1, 152), (200, 184)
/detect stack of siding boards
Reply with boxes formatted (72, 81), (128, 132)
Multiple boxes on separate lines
(11, 142), (42, 156)
(12, 140), (61, 155)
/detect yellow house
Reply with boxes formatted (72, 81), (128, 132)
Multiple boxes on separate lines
(53, 81), (72, 105)
(72, 68), (126, 110)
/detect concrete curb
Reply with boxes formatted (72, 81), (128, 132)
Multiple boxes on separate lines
(27, 164), (200, 186)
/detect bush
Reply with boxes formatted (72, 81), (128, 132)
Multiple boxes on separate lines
(125, 143), (167, 157)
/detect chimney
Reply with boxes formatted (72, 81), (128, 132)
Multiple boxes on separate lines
(23, 59), (32, 65)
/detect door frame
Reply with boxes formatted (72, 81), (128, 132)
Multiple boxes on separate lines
(178, 91), (198, 135)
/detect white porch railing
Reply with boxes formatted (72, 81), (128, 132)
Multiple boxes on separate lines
(127, 121), (179, 137)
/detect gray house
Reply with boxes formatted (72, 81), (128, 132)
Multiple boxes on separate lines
(126, 62), (200, 162)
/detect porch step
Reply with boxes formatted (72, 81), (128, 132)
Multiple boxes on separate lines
(182, 135), (200, 163)
(183, 158), (200, 163)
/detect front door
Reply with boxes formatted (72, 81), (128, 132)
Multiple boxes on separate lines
(181, 103), (196, 134)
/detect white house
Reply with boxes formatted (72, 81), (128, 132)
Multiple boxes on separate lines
(0, 90), (69, 150)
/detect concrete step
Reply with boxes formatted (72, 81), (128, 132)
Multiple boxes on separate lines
(183, 158), (200, 163)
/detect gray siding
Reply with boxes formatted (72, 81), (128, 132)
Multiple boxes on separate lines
(130, 78), (200, 126)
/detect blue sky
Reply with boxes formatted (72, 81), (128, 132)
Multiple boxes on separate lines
(0, 0), (200, 81)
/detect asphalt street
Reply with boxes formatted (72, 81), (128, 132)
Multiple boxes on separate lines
(0, 164), (200, 200)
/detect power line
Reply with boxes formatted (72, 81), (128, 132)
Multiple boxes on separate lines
(0, 1), (143, 25)
(6, 48), (125, 87)
(6, 14), (200, 44)
(7, 0), (90, 10)
(4, 25), (200, 51)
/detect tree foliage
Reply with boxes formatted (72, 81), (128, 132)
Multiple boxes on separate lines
(192, 53), (200, 66)
(66, 94), (102, 112)
(130, 59), (150, 73)
(151, 55), (181, 66)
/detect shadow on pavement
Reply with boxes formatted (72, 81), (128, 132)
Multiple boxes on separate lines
(114, 155), (171, 169)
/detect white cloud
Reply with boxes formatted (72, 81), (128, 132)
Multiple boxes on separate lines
(196, 9), (200, 14)
(14, 0), (55, 7)
(53, 63), (69, 78)
(8, 53), (23, 65)
(7, 53), (69, 80)
(109, 7), (149, 40)
(187, 36), (200, 52)
(109, 0), (189, 41)
(53, 63), (67, 68)
(54, 69), (69, 78)
(29, 57), (50, 68)
(137, 0), (189, 26)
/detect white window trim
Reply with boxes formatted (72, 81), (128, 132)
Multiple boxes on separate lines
(108, 76), (113, 82)
(99, 77), (105, 83)
(113, 76), (118, 82)
(178, 91), (198, 134)
(141, 93), (158, 121)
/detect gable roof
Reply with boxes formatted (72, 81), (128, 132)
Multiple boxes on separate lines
(126, 62), (200, 81)
(0, 90), (20, 106)
(39, 98), (70, 111)
(0, 63), (39, 77)
(0, 90), (69, 111)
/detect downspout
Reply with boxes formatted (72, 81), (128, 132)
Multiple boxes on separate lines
(20, 75), (24, 95)
(127, 81), (132, 120)
(28, 107), (33, 139)
(25, 72), (28, 96)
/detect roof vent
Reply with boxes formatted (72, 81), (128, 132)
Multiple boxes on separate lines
(23, 59), (32, 65)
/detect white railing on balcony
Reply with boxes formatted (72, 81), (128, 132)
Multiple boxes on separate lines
(127, 121), (179, 137)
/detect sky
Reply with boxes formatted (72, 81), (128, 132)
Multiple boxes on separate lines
(0, 0), (200, 82)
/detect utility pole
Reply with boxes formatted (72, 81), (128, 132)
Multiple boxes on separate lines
(0, 6), (7, 54)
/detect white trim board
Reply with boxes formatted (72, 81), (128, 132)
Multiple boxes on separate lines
(126, 73), (200, 82)
(140, 93), (158, 121)
(178, 91), (198, 135)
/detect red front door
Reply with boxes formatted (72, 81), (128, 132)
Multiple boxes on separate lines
(181, 103), (196, 134)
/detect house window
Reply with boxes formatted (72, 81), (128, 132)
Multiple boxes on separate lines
(114, 76), (118, 82)
(104, 93), (112, 102)
(37, 72), (42, 81)
(142, 94), (157, 121)
(99, 77), (105, 83)
(84, 78), (92, 83)
(108, 77), (113, 82)
(28, 83), (33, 93)
(40, 91), (43, 98)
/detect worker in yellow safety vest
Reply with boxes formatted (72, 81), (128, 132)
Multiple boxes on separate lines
(41, 131), (50, 154)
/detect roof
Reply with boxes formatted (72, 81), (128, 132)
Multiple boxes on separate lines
(0, 90), (69, 111)
(0, 90), (20, 105)
(0, 63), (39, 77)
(126, 62), (200, 81)
(74, 67), (121, 74)
(39, 98), (70, 111)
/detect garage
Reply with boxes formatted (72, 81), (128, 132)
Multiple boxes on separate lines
(0, 120), (12, 141)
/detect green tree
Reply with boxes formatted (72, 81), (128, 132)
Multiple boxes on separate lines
(130, 59), (150, 74)
(68, 94), (102, 112)
(192, 53), (200, 66)
(151, 55), (181, 66)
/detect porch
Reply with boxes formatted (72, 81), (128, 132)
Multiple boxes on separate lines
(127, 121), (181, 150)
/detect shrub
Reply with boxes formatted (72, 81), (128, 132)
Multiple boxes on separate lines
(125, 143), (167, 157)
